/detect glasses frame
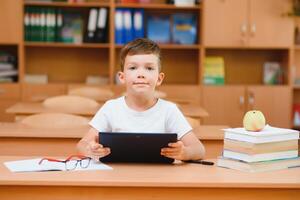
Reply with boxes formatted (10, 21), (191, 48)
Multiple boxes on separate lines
(39, 155), (91, 171)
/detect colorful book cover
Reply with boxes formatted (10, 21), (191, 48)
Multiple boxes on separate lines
(203, 56), (225, 85)
(146, 15), (171, 44)
(172, 13), (197, 44)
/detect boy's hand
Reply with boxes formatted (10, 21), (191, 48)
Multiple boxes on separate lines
(86, 141), (111, 161)
(160, 141), (186, 160)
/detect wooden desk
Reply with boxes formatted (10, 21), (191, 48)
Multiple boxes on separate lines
(0, 123), (225, 158)
(0, 156), (299, 200)
(6, 102), (209, 121)
(0, 122), (87, 156)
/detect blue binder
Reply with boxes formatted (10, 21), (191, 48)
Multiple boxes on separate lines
(115, 8), (124, 44)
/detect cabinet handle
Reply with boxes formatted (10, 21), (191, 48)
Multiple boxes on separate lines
(240, 23), (248, 35)
(250, 23), (256, 36)
(248, 92), (255, 109)
(239, 96), (245, 108)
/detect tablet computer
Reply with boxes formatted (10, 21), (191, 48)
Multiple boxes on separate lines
(99, 132), (177, 164)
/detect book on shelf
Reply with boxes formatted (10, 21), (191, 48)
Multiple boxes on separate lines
(172, 13), (197, 45)
(94, 8), (108, 43)
(146, 14), (171, 44)
(203, 56), (225, 85)
(61, 11), (83, 43)
(217, 156), (300, 173)
(223, 149), (298, 163)
(0, 70), (18, 77)
(224, 139), (298, 155)
(263, 62), (283, 85)
(114, 8), (144, 44)
(223, 125), (299, 143)
(84, 8), (97, 43)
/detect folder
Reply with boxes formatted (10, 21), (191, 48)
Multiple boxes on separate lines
(115, 8), (124, 44)
(95, 7), (108, 43)
(84, 8), (98, 43)
(133, 9), (144, 39)
(123, 9), (133, 44)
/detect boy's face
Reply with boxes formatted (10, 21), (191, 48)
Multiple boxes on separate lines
(118, 54), (164, 96)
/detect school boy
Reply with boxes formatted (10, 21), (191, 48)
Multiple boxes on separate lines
(77, 38), (205, 161)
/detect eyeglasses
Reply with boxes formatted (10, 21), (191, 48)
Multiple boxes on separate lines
(39, 155), (91, 171)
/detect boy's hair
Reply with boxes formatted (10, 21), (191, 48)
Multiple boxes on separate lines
(120, 38), (161, 71)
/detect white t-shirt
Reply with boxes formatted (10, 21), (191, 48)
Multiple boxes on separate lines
(89, 96), (192, 139)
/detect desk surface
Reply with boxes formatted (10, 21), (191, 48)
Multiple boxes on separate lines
(6, 102), (209, 118)
(0, 156), (299, 188)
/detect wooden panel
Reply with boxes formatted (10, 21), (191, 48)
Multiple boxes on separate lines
(0, 186), (299, 200)
(202, 86), (246, 127)
(247, 86), (292, 128)
(22, 83), (67, 102)
(203, 0), (248, 47)
(205, 49), (289, 85)
(25, 47), (109, 83)
(0, 84), (20, 122)
(248, 0), (293, 47)
(0, 100), (19, 122)
(157, 85), (202, 104)
(0, 138), (79, 156)
(0, 83), (20, 100)
(0, 0), (22, 43)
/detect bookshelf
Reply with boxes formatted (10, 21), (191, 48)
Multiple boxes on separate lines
(0, 0), (296, 128)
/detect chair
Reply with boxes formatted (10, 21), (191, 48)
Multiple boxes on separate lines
(68, 86), (114, 102)
(20, 113), (89, 129)
(43, 95), (100, 113)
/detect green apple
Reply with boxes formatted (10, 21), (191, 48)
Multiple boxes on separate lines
(243, 110), (266, 131)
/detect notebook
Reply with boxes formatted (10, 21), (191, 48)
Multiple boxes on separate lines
(99, 132), (178, 164)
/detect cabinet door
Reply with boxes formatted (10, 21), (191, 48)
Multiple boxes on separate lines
(202, 86), (246, 127)
(203, 0), (248, 47)
(247, 86), (292, 128)
(0, 0), (22, 43)
(248, 0), (293, 47)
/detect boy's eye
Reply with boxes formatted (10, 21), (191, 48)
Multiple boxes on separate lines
(128, 66), (137, 70)
(146, 66), (154, 71)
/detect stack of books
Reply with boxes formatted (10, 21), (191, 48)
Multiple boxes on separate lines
(217, 125), (300, 172)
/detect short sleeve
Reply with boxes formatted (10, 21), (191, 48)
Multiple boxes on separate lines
(166, 104), (192, 139)
(89, 102), (112, 132)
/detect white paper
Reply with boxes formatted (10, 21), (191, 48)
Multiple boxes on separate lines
(4, 158), (112, 172)
(223, 125), (299, 136)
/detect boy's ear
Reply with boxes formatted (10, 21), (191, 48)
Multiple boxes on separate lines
(156, 72), (165, 86)
(118, 71), (125, 84)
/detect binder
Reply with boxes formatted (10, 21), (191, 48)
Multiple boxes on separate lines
(24, 7), (31, 41)
(95, 7), (108, 43)
(123, 9), (133, 44)
(84, 8), (98, 43)
(115, 8), (124, 44)
(133, 9), (144, 39)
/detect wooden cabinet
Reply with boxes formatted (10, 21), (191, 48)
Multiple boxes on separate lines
(247, 86), (292, 128)
(203, 0), (293, 47)
(0, 0), (22, 44)
(0, 84), (21, 121)
(202, 86), (292, 128)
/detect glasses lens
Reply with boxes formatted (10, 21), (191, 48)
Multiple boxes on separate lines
(65, 160), (78, 171)
(80, 158), (91, 168)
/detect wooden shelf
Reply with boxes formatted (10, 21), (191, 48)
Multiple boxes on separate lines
(115, 3), (201, 10)
(25, 42), (110, 48)
(115, 44), (200, 50)
(24, 1), (110, 8)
